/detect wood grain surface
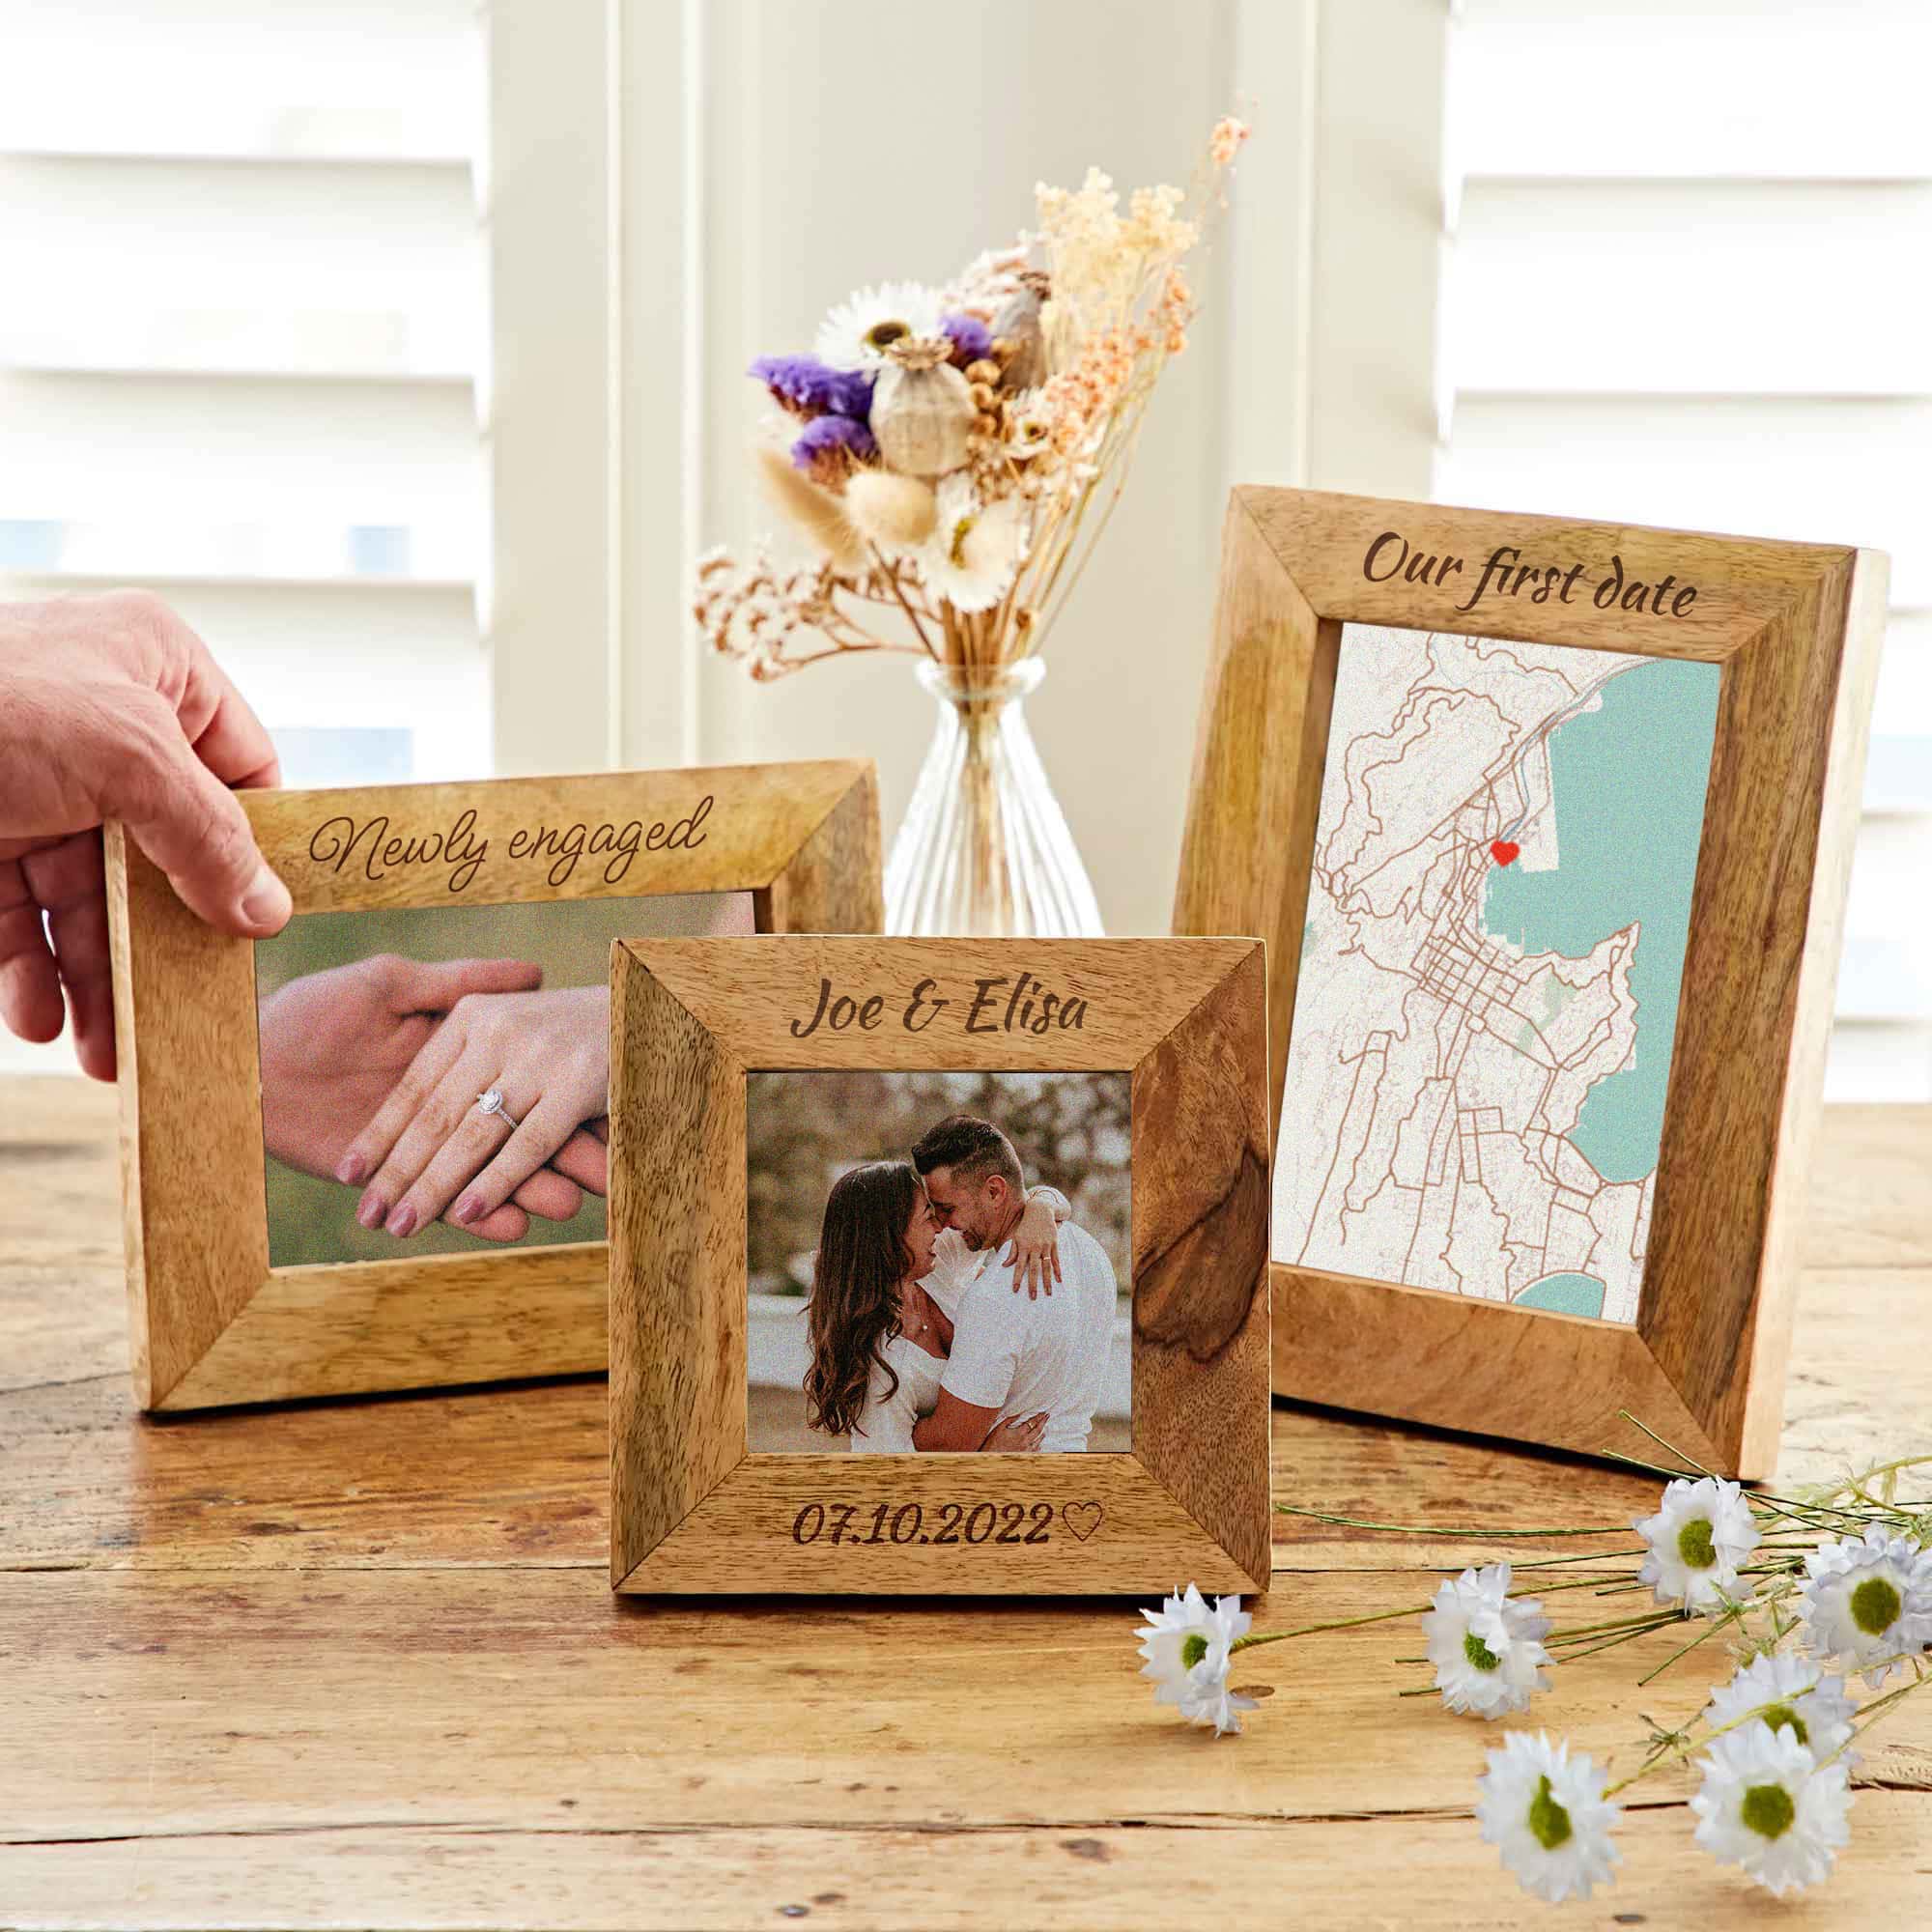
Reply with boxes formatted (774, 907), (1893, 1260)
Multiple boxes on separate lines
(2, 1077), (1927, 1928)
(1174, 487), (1888, 1477)
(607, 938), (1271, 1595)
(103, 761), (881, 1413)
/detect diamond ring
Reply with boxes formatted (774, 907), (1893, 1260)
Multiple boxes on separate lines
(475, 1088), (522, 1131)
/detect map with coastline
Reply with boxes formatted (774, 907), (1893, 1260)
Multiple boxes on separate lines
(1273, 623), (1720, 1326)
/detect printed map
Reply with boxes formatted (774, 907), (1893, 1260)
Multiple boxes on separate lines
(1272, 624), (1720, 1325)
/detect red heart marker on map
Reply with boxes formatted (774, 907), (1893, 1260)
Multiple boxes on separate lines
(1490, 840), (1520, 867)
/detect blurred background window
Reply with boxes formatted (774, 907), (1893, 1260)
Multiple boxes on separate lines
(3, 0), (1922, 1103)
(1435, 0), (1932, 1100)
(0, 0), (490, 798)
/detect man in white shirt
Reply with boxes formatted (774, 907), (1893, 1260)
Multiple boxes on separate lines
(908, 1115), (1119, 1454)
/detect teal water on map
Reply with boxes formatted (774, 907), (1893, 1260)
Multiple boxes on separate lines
(1515, 1273), (1607, 1319)
(1481, 657), (1721, 1185)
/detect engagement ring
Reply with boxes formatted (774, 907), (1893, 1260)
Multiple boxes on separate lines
(475, 1088), (522, 1131)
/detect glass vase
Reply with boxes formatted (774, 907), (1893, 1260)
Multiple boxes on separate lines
(884, 658), (1104, 938)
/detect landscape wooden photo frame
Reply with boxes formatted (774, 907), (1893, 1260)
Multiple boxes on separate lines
(106, 760), (881, 1410)
(1174, 486), (1887, 1477)
(608, 935), (1271, 1595)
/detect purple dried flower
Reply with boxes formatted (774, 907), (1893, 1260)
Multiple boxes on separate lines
(941, 312), (993, 366)
(791, 412), (877, 486)
(750, 354), (875, 421)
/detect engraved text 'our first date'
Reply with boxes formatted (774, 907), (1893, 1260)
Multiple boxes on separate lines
(306, 795), (714, 894)
(1364, 530), (1701, 622)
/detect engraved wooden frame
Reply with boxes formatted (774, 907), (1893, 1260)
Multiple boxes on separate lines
(608, 936), (1271, 1595)
(1174, 486), (1887, 1477)
(106, 760), (881, 1411)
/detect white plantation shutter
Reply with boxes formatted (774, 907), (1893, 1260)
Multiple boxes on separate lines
(0, 0), (489, 782)
(0, 0), (491, 1071)
(1437, 0), (1932, 1101)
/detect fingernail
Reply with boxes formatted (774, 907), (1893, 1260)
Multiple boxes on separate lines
(336, 1153), (368, 1185)
(239, 865), (292, 931)
(356, 1193), (385, 1230)
(451, 1193), (481, 1227)
(385, 1204), (417, 1237)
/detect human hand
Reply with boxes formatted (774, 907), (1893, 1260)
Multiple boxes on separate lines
(341, 984), (611, 1239)
(979, 1409), (1048, 1452)
(0, 591), (292, 1079)
(258, 953), (603, 1243)
(1002, 1192), (1065, 1300)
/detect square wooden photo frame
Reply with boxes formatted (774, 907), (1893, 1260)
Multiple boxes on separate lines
(107, 759), (880, 1410)
(1174, 486), (1887, 1477)
(608, 935), (1271, 1595)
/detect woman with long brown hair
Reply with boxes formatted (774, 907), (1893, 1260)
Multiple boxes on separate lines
(803, 1159), (1058, 1452)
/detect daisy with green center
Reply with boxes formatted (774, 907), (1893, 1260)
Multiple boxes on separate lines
(1799, 1524), (1932, 1688)
(815, 281), (946, 371)
(1634, 1475), (1760, 1613)
(1476, 1730), (1621, 1903)
(1420, 1562), (1552, 1719)
(1689, 1719), (1852, 1896)
(1134, 1585), (1258, 1737)
(915, 474), (1028, 613)
(1702, 1653), (1857, 1760)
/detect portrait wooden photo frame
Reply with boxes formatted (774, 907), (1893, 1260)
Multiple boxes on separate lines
(106, 759), (881, 1411)
(1174, 485), (1887, 1477)
(608, 935), (1271, 1595)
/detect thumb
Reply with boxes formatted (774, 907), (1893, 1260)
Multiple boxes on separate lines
(394, 956), (544, 1013)
(109, 705), (290, 937)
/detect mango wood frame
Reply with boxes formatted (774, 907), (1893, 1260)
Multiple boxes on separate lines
(106, 760), (881, 1411)
(1175, 487), (1887, 1478)
(608, 936), (1271, 1595)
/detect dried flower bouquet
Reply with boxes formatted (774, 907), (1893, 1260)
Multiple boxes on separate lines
(694, 116), (1249, 687)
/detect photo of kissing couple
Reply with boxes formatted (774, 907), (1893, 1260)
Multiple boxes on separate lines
(254, 890), (753, 1267)
(748, 1073), (1132, 1456)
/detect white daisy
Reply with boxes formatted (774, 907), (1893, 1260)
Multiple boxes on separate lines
(915, 474), (1028, 613)
(1476, 1731), (1621, 1904)
(1634, 1476), (1760, 1613)
(1135, 1584), (1257, 1737)
(1703, 1653), (1857, 1760)
(1421, 1563), (1552, 1719)
(815, 280), (945, 371)
(1799, 1523), (1932, 1687)
(1690, 1719), (1852, 1897)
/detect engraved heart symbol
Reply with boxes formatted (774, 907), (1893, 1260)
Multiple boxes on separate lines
(1490, 839), (1520, 867)
(1061, 1500), (1104, 1543)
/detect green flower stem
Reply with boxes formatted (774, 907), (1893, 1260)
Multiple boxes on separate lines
(1603, 1704), (1791, 1800)
(1273, 1503), (1640, 1539)
(1228, 1603), (1434, 1652)
(1614, 1411), (1717, 1478)
(1545, 1609), (1689, 1646)
(1817, 1664), (1931, 1770)
(1634, 1608), (1733, 1687)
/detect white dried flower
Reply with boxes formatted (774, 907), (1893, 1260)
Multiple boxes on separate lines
(1421, 1563), (1552, 1719)
(1800, 1524), (1932, 1687)
(1135, 1584), (1256, 1737)
(1476, 1731), (1621, 1904)
(1634, 1477), (1760, 1613)
(1703, 1653), (1857, 1760)
(1690, 1720), (1852, 1897)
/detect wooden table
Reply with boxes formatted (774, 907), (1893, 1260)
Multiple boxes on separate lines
(3, 1076), (1929, 1927)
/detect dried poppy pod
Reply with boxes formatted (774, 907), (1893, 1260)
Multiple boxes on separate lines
(870, 336), (977, 478)
(992, 273), (1049, 389)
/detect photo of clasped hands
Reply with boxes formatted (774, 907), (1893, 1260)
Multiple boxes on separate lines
(259, 957), (613, 1246)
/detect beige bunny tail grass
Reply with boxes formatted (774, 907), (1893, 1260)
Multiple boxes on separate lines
(844, 468), (939, 551)
(754, 447), (865, 570)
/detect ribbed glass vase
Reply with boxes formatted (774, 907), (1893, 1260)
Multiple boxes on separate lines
(884, 658), (1104, 938)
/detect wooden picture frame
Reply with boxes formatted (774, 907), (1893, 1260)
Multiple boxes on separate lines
(608, 936), (1271, 1595)
(106, 760), (881, 1411)
(1175, 487), (1887, 1478)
